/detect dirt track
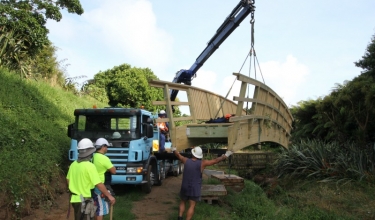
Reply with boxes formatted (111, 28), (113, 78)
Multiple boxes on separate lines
(18, 175), (183, 220)
(132, 174), (182, 220)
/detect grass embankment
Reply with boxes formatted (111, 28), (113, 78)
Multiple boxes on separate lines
(0, 68), (106, 218)
(177, 168), (374, 220)
(105, 165), (375, 220)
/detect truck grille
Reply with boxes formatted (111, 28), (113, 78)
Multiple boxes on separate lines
(106, 148), (128, 165)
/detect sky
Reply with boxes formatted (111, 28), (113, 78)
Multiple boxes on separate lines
(47, 0), (375, 111)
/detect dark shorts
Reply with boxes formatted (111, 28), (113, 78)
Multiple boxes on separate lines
(179, 192), (201, 202)
(72, 202), (94, 220)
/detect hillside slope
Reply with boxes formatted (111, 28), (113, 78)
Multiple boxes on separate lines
(0, 68), (106, 219)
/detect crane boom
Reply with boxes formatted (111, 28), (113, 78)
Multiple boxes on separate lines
(170, 0), (255, 101)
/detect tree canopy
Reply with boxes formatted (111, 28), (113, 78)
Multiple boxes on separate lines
(291, 32), (375, 145)
(355, 33), (375, 76)
(83, 64), (165, 112)
(0, 0), (83, 77)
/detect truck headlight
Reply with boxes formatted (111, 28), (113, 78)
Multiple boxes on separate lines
(127, 167), (143, 173)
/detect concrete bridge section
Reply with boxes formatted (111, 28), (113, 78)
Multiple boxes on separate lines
(149, 72), (293, 152)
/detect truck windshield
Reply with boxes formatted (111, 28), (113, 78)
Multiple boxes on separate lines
(75, 115), (140, 140)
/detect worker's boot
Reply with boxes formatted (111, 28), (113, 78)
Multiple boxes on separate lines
(178, 217), (183, 220)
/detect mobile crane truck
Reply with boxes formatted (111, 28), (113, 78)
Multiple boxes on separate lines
(67, 107), (182, 193)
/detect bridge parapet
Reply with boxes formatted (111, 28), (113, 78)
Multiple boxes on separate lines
(149, 73), (293, 151)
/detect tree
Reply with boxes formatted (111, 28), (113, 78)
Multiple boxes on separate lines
(291, 32), (375, 145)
(355, 33), (375, 76)
(290, 99), (322, 142)
(315, 84), (354, 143)
(0, 0), (83, 76)
(83, 64), (164, 112)
(31, 41), (65, 85)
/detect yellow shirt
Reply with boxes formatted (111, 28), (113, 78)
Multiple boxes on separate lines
(92, 153), (114, 183)
(66, 161), (101, 203)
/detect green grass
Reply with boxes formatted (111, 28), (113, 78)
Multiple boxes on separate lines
(0, 68), (107, 218)
(270, 179), (375, 220)
(103, 186), (142, 220)
(165, 180), (359, 220)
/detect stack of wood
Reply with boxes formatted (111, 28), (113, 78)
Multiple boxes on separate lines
(200, 185), (227, 204)
(211, 174), (245, 192)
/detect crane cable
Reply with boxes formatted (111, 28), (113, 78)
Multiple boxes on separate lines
(237, 11), (266, 113)
(212, 13), (255, 119)
(213, 10), (264, 119)
(218, 10), (265, 176)
(226, 11), (266, 176)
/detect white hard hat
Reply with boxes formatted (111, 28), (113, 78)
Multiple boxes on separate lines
(111, 132), (121, 139)
(77, 138), (94, 150)
(191, 146), (203, 159)
(159, 110), (166, 114)
(94, 138), (112, 149)
(77, 138), (95, 158)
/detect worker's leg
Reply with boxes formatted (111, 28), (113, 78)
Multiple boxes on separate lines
(186, 200), (197, 220)
(93, 187), (109, 220)
(159, 133), (165, 152)
(179, 199), (186, 218)
(71, 202), (82, 220)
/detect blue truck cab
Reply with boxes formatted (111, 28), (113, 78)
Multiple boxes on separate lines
(67, 107), (181, 193)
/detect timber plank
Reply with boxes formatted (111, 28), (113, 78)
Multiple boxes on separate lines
(201, 184), (227, 197)
(211, 174), (245, 192)
(201, 196), (219, 205)
(211, 174), (244, 183)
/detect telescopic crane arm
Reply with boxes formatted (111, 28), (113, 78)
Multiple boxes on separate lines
(170, 0), (255, 101)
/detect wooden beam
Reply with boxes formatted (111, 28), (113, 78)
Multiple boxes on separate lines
(233, 73), (293, 120)
(233, 96), (292, 130)
(187, 88), (197, 123)
(152, 101), (190, 106)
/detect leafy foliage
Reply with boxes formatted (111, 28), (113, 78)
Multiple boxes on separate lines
(355, 33), (375, 75)
(31, 41), (66, 84)
(0, 0), (83, 77)
(221, 181), (352, 220)
(275, 140), (375, 183)
(290, 99), (324, 142)
(291, 32), (375, 145)
(83, 64), (164, 111)
(63, 74), (87, 95)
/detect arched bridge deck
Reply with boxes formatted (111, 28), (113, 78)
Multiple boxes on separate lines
(149, 73), (293, 152)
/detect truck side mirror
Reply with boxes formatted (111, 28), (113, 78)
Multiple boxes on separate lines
(67, 123), (74, 138)
(147, 124), (154, 138)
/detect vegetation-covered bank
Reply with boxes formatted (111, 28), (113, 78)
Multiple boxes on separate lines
(164, 165), (375, 220)
(0, 68), (106, 219)
(114, 165), (375, 220)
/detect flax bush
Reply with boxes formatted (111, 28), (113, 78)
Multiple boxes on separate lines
(275, 140), (375, 183)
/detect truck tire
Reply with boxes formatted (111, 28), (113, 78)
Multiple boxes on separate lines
(155, 162), (163, 186)
(173, 161), (180, 177)
(178, 162), (184, 174)
(142, 165), (152, 194)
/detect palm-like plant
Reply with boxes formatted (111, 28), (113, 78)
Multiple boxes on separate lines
(275, 140), (375, 183)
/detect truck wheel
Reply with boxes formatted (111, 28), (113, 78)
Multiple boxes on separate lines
(173, 162), (180, 177)
(178, 162), (184, 174)
(161, 165), (166, 179)
(142, 165), (152, 193)
(155, 164), (163, 186)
